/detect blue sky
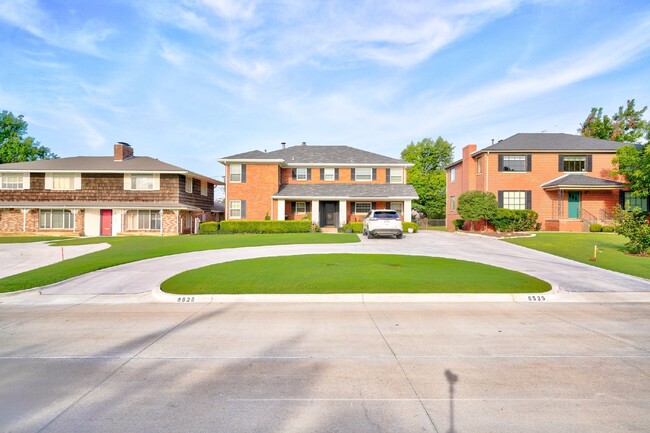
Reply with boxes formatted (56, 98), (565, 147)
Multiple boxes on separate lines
(1, 0), (650, 182)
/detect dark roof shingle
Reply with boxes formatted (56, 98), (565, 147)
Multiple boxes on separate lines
(272, 183), (418, 199)
(541, 174), (626, 189)
(478, 133), (635, 153)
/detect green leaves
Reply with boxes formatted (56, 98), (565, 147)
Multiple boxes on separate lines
(0, 110), (57, 163)
(579, 99), (649, 143)
(457, 190), (498, 231)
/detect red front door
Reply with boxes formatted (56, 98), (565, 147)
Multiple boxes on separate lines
(100, 209), (112, 236)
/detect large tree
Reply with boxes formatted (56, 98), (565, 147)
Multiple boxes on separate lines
(0, 111), (57, 163)
(401, 137), (453, 218)
(579, 99), (649, 143)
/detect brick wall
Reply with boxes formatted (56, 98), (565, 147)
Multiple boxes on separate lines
(226, 163), (280, 220)
(0, 208), (84, 235)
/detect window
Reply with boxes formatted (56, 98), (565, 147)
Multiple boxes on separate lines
(477, 157), (482, 174)
(1, 173), (24, 189)
(500, 191), (528, 210)
(230, 164), (242, 182)
(323, 168), (335, 181)
(450, 168), (456, 183)
(500, 155), (528, 172)
(52, 173), (74, 190)
(355, 168), (373, 181)
(561, 155), (588, 172)
(295, 202), (307, 213)
(622, 192), (649, 212)
(201, 180), (208, 196)
(296, 168), (308, 181)
(185, 176), (193, 193)
(355, 202), (372, 214)
(39, 209), (74, 229)
(126, 210), (161, 230)
(131, 174), (154, 190)
(389, 202), (403, 214)
(450, 196), (456, 211)
(389, 168), (403, 184)
(229, 200), (241, 218)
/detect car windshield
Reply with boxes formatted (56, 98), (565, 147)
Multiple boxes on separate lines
(374, 211), (399, 219)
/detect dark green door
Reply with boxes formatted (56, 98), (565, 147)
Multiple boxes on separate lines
(568, 191), (581, 218)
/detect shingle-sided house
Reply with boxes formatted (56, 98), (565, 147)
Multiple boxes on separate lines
(219, 143), (419, 228)
(445, 133), (648, 231)
(0, 142), (222, 236)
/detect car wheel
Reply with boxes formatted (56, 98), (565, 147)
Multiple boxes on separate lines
(362, 228), (367, 236)
(396, 233), (403, 239)
(368, 232), (374, 239)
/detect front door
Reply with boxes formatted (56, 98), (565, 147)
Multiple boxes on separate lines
(319, 201), (339, 227)
(100, 209), (112, 236)
(568, 192), (581, 219)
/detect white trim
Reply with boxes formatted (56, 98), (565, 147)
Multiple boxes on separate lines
(23, 173), (30, 189)
(312, 200), (319, 225)
(339, 200), (347, 226)
(277, 200), (285, 220)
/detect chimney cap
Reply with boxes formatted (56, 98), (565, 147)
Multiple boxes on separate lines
(117, 141), (131, 147)
(301, 141), (307, 146)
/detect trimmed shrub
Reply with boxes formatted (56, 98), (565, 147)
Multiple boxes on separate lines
(341, 222), (363, 233)
(219, 220), (311, 234)
(402, 222), (418, 233)
(614, 206), (650, 254)
(602, 225), (615, 233)
(453, 219), (465, 230)
(490, 209), (539, 232)
(198, 221), (219, 234)
(589, 223), (603, 232)
(264, 211), (271, 221)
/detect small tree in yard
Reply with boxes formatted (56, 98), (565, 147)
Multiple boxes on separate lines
(457, 191), (497, 231)
(613, 206), (650, 255)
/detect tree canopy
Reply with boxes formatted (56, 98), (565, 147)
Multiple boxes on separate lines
(579, 99), (649, 143)
(457, 190), (498, 231)
(400, 137), (454, 219)
(0, 111), (57, 164)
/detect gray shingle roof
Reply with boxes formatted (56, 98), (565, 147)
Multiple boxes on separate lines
(272, 183), (419, 199)
(222, 144), (409, 165)
(478, 133), (635, 153)
(541, 174), (626, 189)
(0, 201), (204, 211)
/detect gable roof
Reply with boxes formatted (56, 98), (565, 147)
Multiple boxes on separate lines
(220, 144), (411, 167)
(541, 173), (626, 190)
(475, 133), (636, 154)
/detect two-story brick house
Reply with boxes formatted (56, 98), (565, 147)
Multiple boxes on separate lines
(219, 143), (418, 228)
(446, 133), (648, 231)
(0, 142), (221, 236)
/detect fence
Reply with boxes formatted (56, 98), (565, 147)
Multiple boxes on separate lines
(417, 218), (445, 228)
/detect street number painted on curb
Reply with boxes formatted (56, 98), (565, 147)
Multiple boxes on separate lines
(527, 295), (546, 301)
(177, 297), (195, 303)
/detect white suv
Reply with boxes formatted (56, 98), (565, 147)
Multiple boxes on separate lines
(362, 209), (403, 239)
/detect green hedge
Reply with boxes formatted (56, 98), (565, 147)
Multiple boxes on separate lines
(219, 220), (312, 234)
(490, 209), (539, 232)
(198, 221), (219, 234)
(602, 225), (615, 233)
(589, 223), (603, 232)
(453, 219), (465, 230)
(402, 222), (418, 233)
(341, 222), (363, 233)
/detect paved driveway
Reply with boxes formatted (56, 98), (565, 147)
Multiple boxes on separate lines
(28, 231), (650, 296)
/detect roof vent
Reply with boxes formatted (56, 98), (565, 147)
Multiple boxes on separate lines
(281, 142), (286, 149)
(301, 141), (307, 146)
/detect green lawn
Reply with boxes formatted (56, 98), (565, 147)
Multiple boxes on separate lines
(162, 254), (551, 294)
(504, 233), (650, 279)
(0, 236), (71, 243)
(0, 233), (359, 293)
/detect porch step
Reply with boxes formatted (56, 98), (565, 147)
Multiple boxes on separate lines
(320, 226), (339, 234)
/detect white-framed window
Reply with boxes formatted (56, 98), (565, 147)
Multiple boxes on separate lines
(501, 155), (527, 172)
(450, 168), (456, 183)
(1, 173), (25, 189)
(389, 168), (403, 184)
(355, 168), (372, 181)
(323, 168), (335, 181)
(39, 209), (74, 229)
(355, 202), (372, 214)
(562, 155), (587, 172)
(450, 196), (456, 211)
(389, 202), (403, 214)
(229, 200), (241, 218)
(185, 176), (193, 193)
(126, 210), (161, 230)
(52, 173), (75, 190)
(296, 168), (308, 181)
(201, 180), (208, 196)
(131, 174), (154, 190)
(501, 191), (527, 210)
(295, 202), (307, 213)
(230, 164), (242, 182)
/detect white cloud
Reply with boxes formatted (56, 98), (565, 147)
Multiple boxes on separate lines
(160, 41), (187, 66)
(200, 0), (257, 20)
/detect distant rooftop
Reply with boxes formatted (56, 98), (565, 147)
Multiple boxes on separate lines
(476, 133), (636, 153)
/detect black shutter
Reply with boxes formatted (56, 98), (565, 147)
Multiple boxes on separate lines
(498, 191), (504, 208)
(386, 168), (390, 183)
(241, 200), (246, 218)
(372, 168), (377, 180)
(292, 169), (296, 180)
(306, 202), (311, 213)
(291, 202), (296, 213)
(619, 191), (627, 209)
(526, 154), (532, 172)
(558, 156), (564, 172)
(525, 191), (532, 210)
(320, 169), (324, 180)
(307, 169), (312, 180)
(241, 164), (247, 183)
(351, 168), (356, 181)
(586, 155), (593, 172)
(335, 168), (339, 180)
(371, 201), (377, 209)
(498, 155), (504, 171)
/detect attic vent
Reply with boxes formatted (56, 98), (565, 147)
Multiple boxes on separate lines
(301, 141), (307, 146)
(281, 142), (286, 149)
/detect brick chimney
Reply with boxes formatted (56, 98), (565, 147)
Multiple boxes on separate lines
(114, 142), (134, 161)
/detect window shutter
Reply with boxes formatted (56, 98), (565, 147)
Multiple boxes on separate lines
(306, 202), (311, 212)
(153, 173), (160, 190)
(124, 174), (131, 190)
(291, 202), (296, 213)
(386, 169), (390, 183)
(241, 200), (246, 219)
(372, 168), (377, 180)
(498, 191), (504, 208)
(498, 155), (504, 171)
(526, 155), (532, 172)
(335, 168), (339, 180)
(307, 168), (312, 180)
(372, 201), (377, 209)
(74, 173), (82, 190)
(241, 165), (246, 183)
(558, 155), (564, 172)
(320, 169), (324, 180)
(23, 173), (30, 190)
(525, 191), (532, 210)
(351, 168), (356, 181)
(619, 191), (627, 209)
(292, 169), (296, 180)
(586, 155), (592, 172)
(45, 173), (53, 190)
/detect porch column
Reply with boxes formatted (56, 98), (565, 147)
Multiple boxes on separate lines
(22, 208), (28, 232)
(72, 209), (79, 232)
(404, 200), (412, 222)
(174, 210), (180, 234)
(277, 200), (286, 221)
(339, 200), (347, 227)
(312, 200), (319, 225)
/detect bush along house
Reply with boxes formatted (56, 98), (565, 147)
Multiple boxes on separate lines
(445, 133), (648, 231)
(218, 142), (419, 228)
(0, 142), (222, 236)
